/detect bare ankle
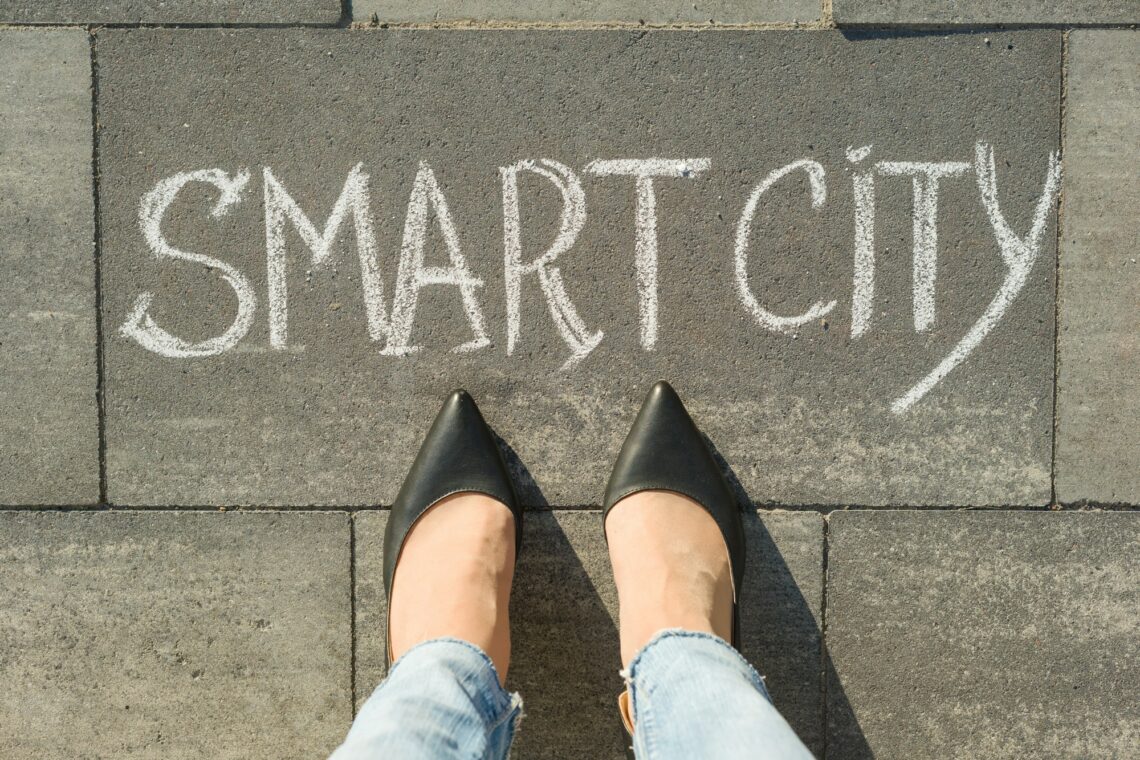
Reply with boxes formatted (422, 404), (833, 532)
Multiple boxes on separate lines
(606, 491), (734, 666)
(387, 493), (516, 681)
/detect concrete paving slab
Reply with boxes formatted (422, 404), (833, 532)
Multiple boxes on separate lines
(352, 0), (817, 24)
(826, 510), (1140, 759)
(352, 511), (390, 714)
(354, 509), (824, 757)
(0, 510), (351, 759)
(833, 1), (1139, 25)
(738, 510), (824, 754)
(0, 30), (98, 505)
(1056, 32), (1140, 506)
(98, 29), (1061, 507)
(0, 1), (341, 24)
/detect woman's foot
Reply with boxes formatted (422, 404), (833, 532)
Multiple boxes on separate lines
(605, 490), (735, 668)
(387, 492), (517, 684)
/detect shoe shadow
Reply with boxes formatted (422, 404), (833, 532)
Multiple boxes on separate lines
(495, 430), (626, 757)
(498, 426), (872, 760)
(493, 431), (550, 508)
(705, 436), (874, 760)
(507, 509), (626, 759)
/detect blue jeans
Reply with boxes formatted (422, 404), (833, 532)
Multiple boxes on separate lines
(330, 630), (815, 759)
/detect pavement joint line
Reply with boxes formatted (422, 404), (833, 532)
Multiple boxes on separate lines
(0, 23), (347, 31)
(1051, 29), (1069, 509)
(824, 22), (1140, 31)
(89, 30), (108, 508)
(0, 21), (1136, 31)
(348, 20), (829, 30)
(346, 21), (1139, 31)
(3, 22), (1136, 31)
(0, 508), (358, 517)
(4, 508), (1135, 515)
(0, 23), (87, 30)
(349, 512), (358, 715)
(819, 513), (831, 760)
(1049, 502), (1140, 511)
(85, 23), (349, 30)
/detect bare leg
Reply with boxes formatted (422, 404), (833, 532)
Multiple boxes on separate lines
(605, 490), (734, 668)
(387, 492), (516, 684)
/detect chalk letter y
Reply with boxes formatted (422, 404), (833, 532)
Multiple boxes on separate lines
(891, 143), (1061, 413)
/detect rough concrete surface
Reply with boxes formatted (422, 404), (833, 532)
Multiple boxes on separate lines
(352, 511), (390, 714)
(1056, 31), (1140, 505)
(354, 509), (824, 757)
(0, 30), (98, 505)
(833, 0), (1139, 25)
(352, 0), (817, 24)
(826, 511), (1140, 759)
(0, 510), (352, 759)
(0, 1), (342, 24)
(98, 30), (1060, 507)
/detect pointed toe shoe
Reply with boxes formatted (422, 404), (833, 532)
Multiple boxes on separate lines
(382, 389), (522, 663)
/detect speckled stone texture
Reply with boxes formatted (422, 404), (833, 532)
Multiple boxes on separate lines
(353, 509), (825, 757)
(98, 30), (1060, 508)
(352, 511), (391, 711)
(0, 511), (352, 759)
(0, 30), (98, 506)
(826, 510), (1140, 759)
(352, 0), (817, 24)
(0, 0), (341, 24)
(1056, 31), (1140, 506)
(833, 0), (1139, 25)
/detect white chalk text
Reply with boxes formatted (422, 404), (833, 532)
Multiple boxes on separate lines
(122, 143), (1061, 413)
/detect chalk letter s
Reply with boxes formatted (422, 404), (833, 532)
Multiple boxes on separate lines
(122, 169), (256, 358)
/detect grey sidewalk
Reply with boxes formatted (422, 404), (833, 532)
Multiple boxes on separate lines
(0, 1), (342, 24)
(1056, 30), (1140, 504)
(0, 511), (351, 759)
(6, 0), (1137, 25)
(832, 1), (1139, 25)
(2, 509), (1136, 758)
(0, 30), (97, 505)
(826, 510), (1139, 759)
(96, 29), (1060, 508)
(0, 10), (1137, 760)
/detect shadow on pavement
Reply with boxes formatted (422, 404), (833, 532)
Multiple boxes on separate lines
(508, 512), (626, 758)
(491, 419), (874, 758)
(708, 437), (874, 760)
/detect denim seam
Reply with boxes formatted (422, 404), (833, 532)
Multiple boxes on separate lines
(626, 630), (706, 760)
(390, 636), (516, 717)
(486, 692), (523, 760)
(488, 692), (523, 732)
(624, 628), (775, 756)
(628, 671), (659, 760)
(636, 629), (767, 688)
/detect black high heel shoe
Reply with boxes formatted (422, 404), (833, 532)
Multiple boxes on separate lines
(603, 381), (746, 754)
(382, 389), (522, 665)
